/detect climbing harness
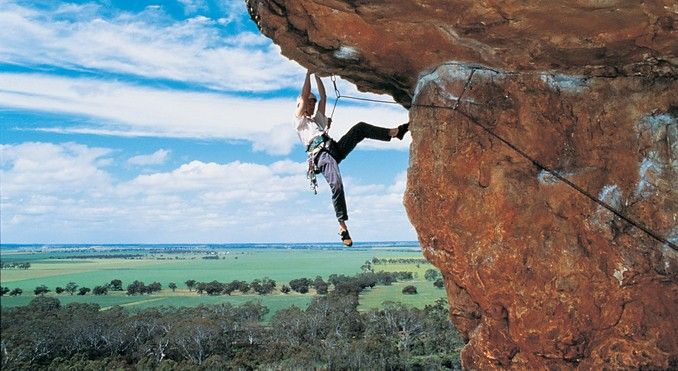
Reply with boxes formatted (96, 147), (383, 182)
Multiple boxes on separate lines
(306, 136), (329, 195)
(304, 101), (332, 194)
(326, 72), (677, 251)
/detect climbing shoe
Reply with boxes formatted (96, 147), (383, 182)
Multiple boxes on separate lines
(396, 122), (409, 140)
(340, 230), (353, 247)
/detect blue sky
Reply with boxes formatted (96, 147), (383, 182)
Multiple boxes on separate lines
(0, 0), (414, 243)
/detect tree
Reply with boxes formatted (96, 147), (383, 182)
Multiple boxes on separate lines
(109, 279), (123, 291)
(78, 287), (91, 295)
(331, 274), (369, 295)
(313, 276), (329, 295)
(402, 285), (418, 295)
(315, 282), (328, 295)
(223, 281), (237, 295)
(0, 286), (9, 296)
(328, 273), (341, 286)
(375, 271), (396, 286)
(234, 280), (250, 293)
(395, 271), (414, 280)
(92, 285), (108, 295)
(289, 278), (311, 294)
(9, 288), (22, 296)
(185, 279), (196, 291)
(28, 296), (61, 312)
(250, 279), (261, 294)
(196, 281), (223, 296)
(168, 282), (177, 292)
(251, 277), (276, 295)
(55, 286), (65, 294)
(433, 278), (445, 289)
(281, 285), (291, 294)
(127, 280), (146, 295)
(34, 285), (50, 296)
(221, 280), (250, 295)
(147, 282), (162, 293)
(65, 281), (79, 295)
(425, 269), (440, 281)
(262, 277), (276, 293)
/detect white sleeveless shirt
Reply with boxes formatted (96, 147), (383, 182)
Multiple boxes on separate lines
(294, 111), (329, 148)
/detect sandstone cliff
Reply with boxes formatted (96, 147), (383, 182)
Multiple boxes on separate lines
(247, 1), (678, 369)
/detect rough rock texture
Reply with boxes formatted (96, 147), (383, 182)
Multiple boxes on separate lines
(247, 1), (678, 369)
(247, 0), (676, 106)
(408, 66), (677, 369)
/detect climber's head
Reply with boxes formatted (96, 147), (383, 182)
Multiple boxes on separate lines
(299, 92), (316, 116)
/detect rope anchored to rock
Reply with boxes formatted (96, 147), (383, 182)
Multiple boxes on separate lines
(329, 73), (677, 252)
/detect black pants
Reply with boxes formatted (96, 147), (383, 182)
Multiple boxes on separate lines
(316, 122), (391, 222)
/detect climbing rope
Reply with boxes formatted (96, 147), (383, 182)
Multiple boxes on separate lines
(329, 73), (677, 251)
(328, 75), (341, 120)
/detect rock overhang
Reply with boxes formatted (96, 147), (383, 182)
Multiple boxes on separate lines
(246, 0), (676, 106)
(247, 1), (678, 369)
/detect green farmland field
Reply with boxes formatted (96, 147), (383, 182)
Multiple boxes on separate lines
(360, 260), (447, 309)
(0, 246), (447, 316)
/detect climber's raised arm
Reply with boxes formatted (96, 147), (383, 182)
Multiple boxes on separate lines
(315, 75), (327, 116)
(295, 70), (312, 117)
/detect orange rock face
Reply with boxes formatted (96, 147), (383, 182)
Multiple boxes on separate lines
(408, 66), (677, 369)
(247, 0), (677, 368)
(247, 0), (675, 106)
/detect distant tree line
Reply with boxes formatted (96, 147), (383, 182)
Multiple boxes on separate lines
(0, 294), (463, 370)
(1, 262), (31, 269)
(1, 279), (124, 298)
(326, 271), (414, 295)
(1, 271), (418, 299)
(371, 257), (430, 265)
(183, 271), (414, 297)
(49, 254), (144, 259)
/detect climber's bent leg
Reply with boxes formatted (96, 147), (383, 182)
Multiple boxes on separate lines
(334, 122), (391, 163)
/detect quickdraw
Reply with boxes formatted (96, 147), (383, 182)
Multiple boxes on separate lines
(307, 150), (320, 194)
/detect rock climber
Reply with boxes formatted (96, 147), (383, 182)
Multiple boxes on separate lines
(295, 70), (409, 246)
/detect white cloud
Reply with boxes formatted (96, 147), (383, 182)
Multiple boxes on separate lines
(119, 160), (302, 196)
(177, 0), (207, 15)
(128, 149), (170, 166)
(270, 159), (308, 175)
(0, 142), (416, 243)
(0, 73), (410, 155)
(0, 142), (112, 195)
(0, 1), (300, 92)
(215, 0), (249, 27)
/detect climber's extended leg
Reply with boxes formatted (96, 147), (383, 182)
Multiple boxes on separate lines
(316, 152), (352, 246)
(333, 121), (407, 163)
